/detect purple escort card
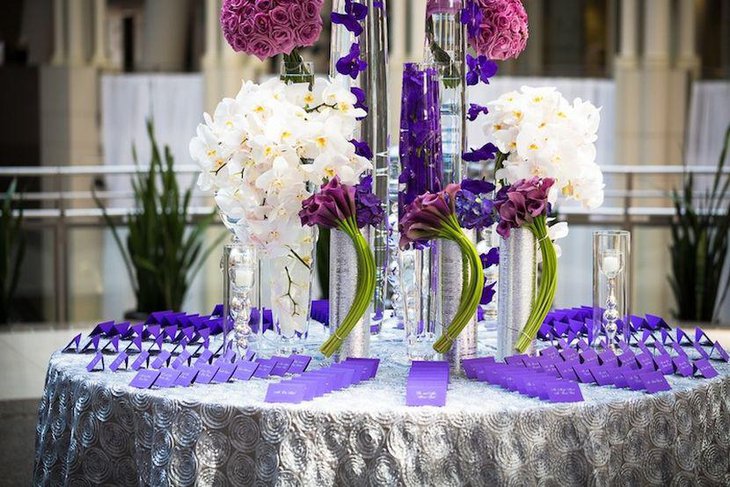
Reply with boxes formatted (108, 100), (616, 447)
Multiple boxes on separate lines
(692, 342), (710, 359)
(86, 352), (104, 372)
(194, 364), (220, 384)
(171, 350), (192, 369)
(640, 371), (671, 394)
(101, 336), (120, 353)
(546, 381), (584, 403)
(676, 327), (692, 345)
(710, 342), (730, 362)
(598, 349), (618, 367)
(175, 366), (199, 387)
(90, 320), (115, 336)
(623, 371), (645, 391)
(130, 369), (160, 389)
(253, 359), (276, 378)
(269, 356), (294, 376)
(345, 358), (380, 379)
(406, 361), (449, 407)
(693, 358), (719, 378)
(589, 366), (614, 386)
(151, 350), (172, 369)
(193, 350), (214, 368)
(80, 335), (101, 353)
(131, 351), (150, 370)
(154, 367), (181, 388)
(673, 356), (694, 377)
(62, 334), (82, 353)
(554, 362), (579, 381)
(212, 363), (237, 383)
(109, 352), (129, 372)
(635, 353), (656, 371)
(695, 327), (712, 346)
(127, 336), (143, 353)
(654, 354), (674, 375)
(287, 355), (312, 374)
(232, 361), (259, 381)
(671, 342), (688, 357)
(265, 382), (308, 404)
(573, 364), (596, 384)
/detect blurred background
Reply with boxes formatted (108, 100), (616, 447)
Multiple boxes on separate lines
(0, 2), (728, 478)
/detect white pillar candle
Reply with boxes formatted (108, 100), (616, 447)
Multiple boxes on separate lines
(602, 255), (620, 274)
(235, 269), (254, 288)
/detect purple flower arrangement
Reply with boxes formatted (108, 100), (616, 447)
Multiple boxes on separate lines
(220, 0), (324, 60)
(462, 0), (529, 61)
(398, 63), (444, 218)
(494, 177), (558, 352)
(299, 177), (383, 357)
(399, 179), (498, 354)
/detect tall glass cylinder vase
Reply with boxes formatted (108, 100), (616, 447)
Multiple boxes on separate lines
(330, 228), (371, 361)
(223, 240), (257, 357)
(256, 227), (317, 356)
(592, 230), (631, 350)
(398, 62), (443, 359)
(497, 228), (537, 359)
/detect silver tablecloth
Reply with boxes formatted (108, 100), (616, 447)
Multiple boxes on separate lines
(34, 325), (730, 486)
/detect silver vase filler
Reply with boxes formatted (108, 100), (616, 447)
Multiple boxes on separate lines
(497, 227), (537, 359)
(442, 235), (478, 369)
(329, 228), (371, 361)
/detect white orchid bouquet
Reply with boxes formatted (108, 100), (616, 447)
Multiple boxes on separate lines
(189, 77), (371, 335)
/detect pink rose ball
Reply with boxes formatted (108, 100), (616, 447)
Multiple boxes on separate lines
(467, 0), (529, 61)
(220, 0), (325, 60)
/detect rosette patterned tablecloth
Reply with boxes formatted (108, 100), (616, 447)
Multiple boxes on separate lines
(34, 327), (730, 486)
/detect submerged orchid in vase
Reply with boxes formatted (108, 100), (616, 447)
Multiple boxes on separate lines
(399, 180), (495, 354)
(300, 176), (384, 357)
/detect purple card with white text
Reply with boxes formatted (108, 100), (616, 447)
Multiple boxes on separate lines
(154, 367), (181, 388)
(212, 363), (237, 383)
(175, 366), (199, 387)
(641, 371), (671, 393)
(86, 352), (104, 372)
(130, 369), (160, 389)
(546, 381), (584, 403)
(109, 352), (129, 372)
(265, 382), (308, 404)
(232, 361), (259, 381)
(693, 358), (718, 378)
(131, 351), (150, 370)
(194, 364), (220, 384)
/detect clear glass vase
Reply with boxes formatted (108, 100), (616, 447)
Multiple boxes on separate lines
(255, 227), (318, 356)
(223, 240), (257, 358)
(592, 230), (631, 350)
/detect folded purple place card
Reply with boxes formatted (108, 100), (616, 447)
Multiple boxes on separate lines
(283, 379), (316, 401)
(232, 361), (259, 381)
(612, 372), (628, 389)
(554, 362), (578, 381)
(253, 359), (276, 378)
(580, 349), (599, 365)
(288, 355), (312, 374)
(86, 352), (104, 372)
(151, 351), (171, 369)
(653, 341), (669, 356)
(332, 363), (364, 384)
(710, 341), (729, 362)
(406, 382), (447, 407)
(589, 366), (614, 386)
(130, 323), (144, 338)
(345, 357), (381, 379)
(194, 364), (220, 384)
(640, 371), (671, 393)
(645, 314), (668, 330)
(130, 369), (160, 389)
(694, 327), (712, 346)
(127, 336), (143, 354)
(131, 351), (150, 370)
(546, 381), (584, 403)
(573, 364), (596, 384)
(673, 356), (694, 377)
(114, 322), (131, 338)
(109, 352), (129, 372)
(101, 336), (121, 353)
(144, 324), (162, 340)
(175, 366), (198, 387)
(617, 350), (638, 368)
(171, 350), (192, 369)
(660, 328), (674, 345)
(598, 349), (617, 367)
(62, 334), (82, 353)
(302, 371), (335, 393)
(693, 358), (718, 378)
(154, 367), (181, 388)
(269, 357), (294, 376)
(80, 335), (101, 353)
(193, 350), (214, 368)
(692, 342), (710, 359)
(265, 382), (308, 404)
(671, 342), (688, 357)
(653, 354), (674, 375)
(212, 363), (237, 383)
(676, 327), (692, 345)
(462, 357), (496, 379)
(540, 346), (560, 359)
(623, 371), (645, 391)
(90, 320), (115, 336)
(504, 354), (527, 366)
(635, 353), (656, 371)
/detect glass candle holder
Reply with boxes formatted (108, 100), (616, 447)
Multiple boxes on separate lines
(592, 230), (631, 350)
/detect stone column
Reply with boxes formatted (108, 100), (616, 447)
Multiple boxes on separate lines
(67, 0), (89, 66)
(202, 0), (222, 111)
(91, 0), (108, 67)
(523, 0), (543, 75)
(140, 0), (192, 71)
(409, 0), (426, 60)
(614, 0), (640, 165)
(50, 0), (66, 65)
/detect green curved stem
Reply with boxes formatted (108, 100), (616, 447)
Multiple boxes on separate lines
(320, 217), (376, 357)
(514, 215), (558, 353)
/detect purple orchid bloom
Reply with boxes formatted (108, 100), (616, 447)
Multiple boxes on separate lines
(481, 247), (499, 269)
(331, 0), (368, 36)
(336, 43), (368, 79)
(463, 142), (498, 162)
(467, 103), (489, 121)
(480, 281), (496, 305)
(461, 178), (495, 195)
(350, 139), (373, 159)
(466, 54), (498, 86)
(460, 1), (483, 40)
(354, 175), (384, 228)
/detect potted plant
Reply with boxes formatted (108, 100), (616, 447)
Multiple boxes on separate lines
(669, 125), (730, 323)
(96, 120), (225, 319)
(0, 180), (25, 324)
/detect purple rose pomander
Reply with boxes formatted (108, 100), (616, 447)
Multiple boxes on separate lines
(462, 0), (529, 61)
(220, 0), (324, 60)
(494, 177), (554, 238)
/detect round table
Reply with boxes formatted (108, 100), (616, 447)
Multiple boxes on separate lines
(34, 327), (730, 486)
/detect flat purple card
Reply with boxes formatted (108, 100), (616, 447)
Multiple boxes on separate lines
(131, 351), (150, 370)
(232, 361), (259, 381)
(265, 382), (308, 403)
(193, 350), (213, 368)
(654, 354), (674, 375)
(151, 351), (171, 369)
(63, 334), (82, 353)
(269, 357), (294, 376)
(711, 341), (730, 362)
(573, 364), (596, 383)
(693, 358), (719, 378)
(130, 369), (160, 389)
(154, 367), (181, 388)
(175, 366), (198, 386)
(194, 364), (220, 384)
(212, 363), (237, 383)
(86, 352), (104, 372)
(641, 371), (671, 393)
(171, 350), (192, 369)
(253, 359), (275, 378)
(547, 381), (584, 403)
(109, 352), (129, 372)
(623, 371), (645, 391)
(589, 366), (614, 386)
(673, 356), (694, 377)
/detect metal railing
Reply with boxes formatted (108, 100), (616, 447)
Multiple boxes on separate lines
(0, 163), (728, 324)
